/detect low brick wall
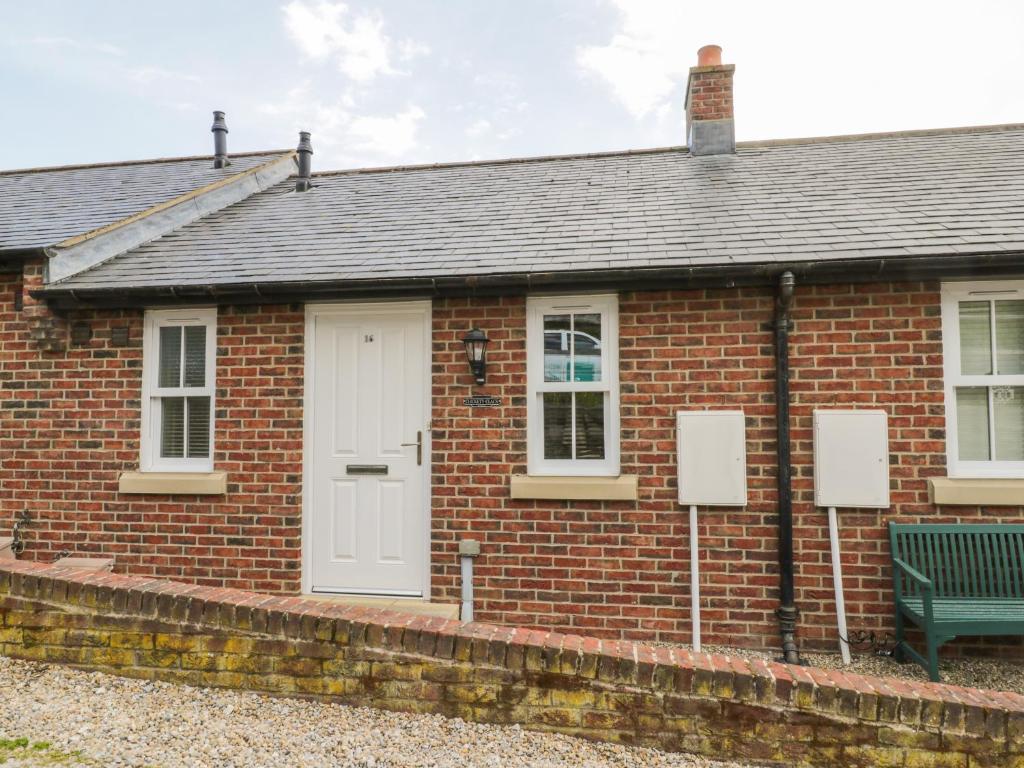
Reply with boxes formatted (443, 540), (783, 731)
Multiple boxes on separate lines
(0, 561), (1021, 767)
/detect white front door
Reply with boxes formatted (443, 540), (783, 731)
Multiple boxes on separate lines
(306, 302), (430, 596)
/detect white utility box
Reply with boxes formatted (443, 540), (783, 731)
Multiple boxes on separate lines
(677, 411), (747, 506)
(813, 409), (890, 509)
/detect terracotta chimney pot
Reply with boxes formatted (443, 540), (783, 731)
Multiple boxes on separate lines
(697, 44), (722, 67)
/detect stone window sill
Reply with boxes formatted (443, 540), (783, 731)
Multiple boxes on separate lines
(118, 471), (227, 495)
(928, 477), (1024, 506)
(509, 475), (638, 501)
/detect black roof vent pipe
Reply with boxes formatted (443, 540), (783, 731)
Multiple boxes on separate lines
(211, 111), (230, 169)
(295, 131), (313, 192)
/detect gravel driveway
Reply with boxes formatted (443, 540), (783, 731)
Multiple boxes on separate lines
(0, 657), (761, 768)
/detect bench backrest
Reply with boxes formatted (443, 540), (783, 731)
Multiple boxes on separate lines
(889, 523), (1024, 599)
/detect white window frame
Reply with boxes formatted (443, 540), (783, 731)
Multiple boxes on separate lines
(941, 280), (1024, 478)
(526, 294), (620, 476)
(141, 307), (217, 473)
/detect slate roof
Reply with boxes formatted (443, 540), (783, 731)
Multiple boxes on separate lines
(0, 151), (289, 252)
(44, 125), (1024, 291)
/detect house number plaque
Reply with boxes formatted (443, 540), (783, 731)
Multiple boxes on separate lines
(463, 396), (502, 408)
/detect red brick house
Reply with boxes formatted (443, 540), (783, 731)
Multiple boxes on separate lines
(2, 48), (1023, 660)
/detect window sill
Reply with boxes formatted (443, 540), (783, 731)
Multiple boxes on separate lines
(928, 477), (1024, 506)
(510, 474), (638, 501)
(118, 471), (227, 495)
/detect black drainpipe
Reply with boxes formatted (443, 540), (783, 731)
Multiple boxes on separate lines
(774, 270), (800, 664)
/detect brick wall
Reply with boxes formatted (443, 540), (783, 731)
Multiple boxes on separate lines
(3, 264), (1021, 654)
(3, 560), (1022, 768)
(0, 263), (304, 592)
(431, 285), (1024, 654)
(685, 63), (735, 123)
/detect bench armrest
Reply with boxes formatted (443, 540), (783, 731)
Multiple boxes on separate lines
(892, 558), (935, 622)
(892, 558), (934, 593)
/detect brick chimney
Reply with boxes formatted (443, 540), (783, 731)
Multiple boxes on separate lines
(684, 44), (735, 156)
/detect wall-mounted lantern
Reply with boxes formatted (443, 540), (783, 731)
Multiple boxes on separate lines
(462, 327), (489, 386)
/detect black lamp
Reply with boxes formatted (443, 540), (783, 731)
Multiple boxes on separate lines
(462, 327), (489, 386)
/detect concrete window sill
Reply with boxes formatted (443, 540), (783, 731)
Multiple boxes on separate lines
(118, 471), (227, 495)
(509, 475), (638, 501)
(928, 477), (1024, 506)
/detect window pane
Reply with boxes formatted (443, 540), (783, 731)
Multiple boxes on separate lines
(183, 325), (207, 387)
(573, 313), (603, 383)
(160, 397), (185, 458)
(543, 315), (571, 382)
(993, 386), (1024, 461)
(158, 326), (182, 387)
(995, 300), (1024, 375)
(955, 387), (990, 461)
(186, 396), (211, 458)
(542, 392), (572, 459)
(575, 391), (605, 459)
(958, 301), (992, 375)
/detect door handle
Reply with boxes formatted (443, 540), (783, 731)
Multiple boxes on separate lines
(400, 431), (422, 466)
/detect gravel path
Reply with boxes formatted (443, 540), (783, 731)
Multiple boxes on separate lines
(0, 657), (760, 768)
(702, 644), (1024, 693)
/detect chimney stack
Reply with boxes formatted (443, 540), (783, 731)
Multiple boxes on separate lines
(295, 131), (313, 192)
(211, 111), (230, 169)
(684, 45), (735, 156)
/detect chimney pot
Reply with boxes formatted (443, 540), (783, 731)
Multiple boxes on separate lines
(295, 131), (313, 192)
(211, 111), (230, 169)
(697, 44), (722, 67)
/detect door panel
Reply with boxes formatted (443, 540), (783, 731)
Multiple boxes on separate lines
(309, 304), (429, 596)
(330, 480), (358, 561)
(331, 327), (360, 455)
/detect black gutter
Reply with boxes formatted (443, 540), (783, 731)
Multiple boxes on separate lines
(773, 271), (800, 664)
(0, 247), (48, 274)
(31, 250), (1024, 309)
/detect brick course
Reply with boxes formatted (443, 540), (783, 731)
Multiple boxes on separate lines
(0, 560), (1021, 768)
(2, 262), (1022, 655)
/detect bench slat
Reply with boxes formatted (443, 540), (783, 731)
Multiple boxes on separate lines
(890, 524), (1024, 599)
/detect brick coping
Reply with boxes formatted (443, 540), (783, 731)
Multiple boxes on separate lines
(2, 559), (1022, 731)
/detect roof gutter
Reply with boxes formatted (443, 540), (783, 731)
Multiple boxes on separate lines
(32, 250), (1024, 309)
(0, 247), (48, 272)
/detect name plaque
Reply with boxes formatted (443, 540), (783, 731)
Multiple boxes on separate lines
(463, 396), (502, 408)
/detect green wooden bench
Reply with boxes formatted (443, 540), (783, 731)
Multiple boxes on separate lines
(889, 522), (1024, 682)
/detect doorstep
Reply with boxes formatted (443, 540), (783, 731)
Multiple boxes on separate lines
(302, 593), (459, 620)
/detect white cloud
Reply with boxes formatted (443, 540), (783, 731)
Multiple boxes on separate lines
(349, 105), (426, 156)
(576, 0), (689, 119)
(128, 66), (201, 85)
(260, 85), (426, 162)
(282, 1), (427, 81)
(465, 119), (491, 138)
(397, 39), (431, 62)
(29, 36), (123, 56)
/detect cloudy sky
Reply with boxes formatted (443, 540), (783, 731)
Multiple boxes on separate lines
(3, 0), (1023, 171)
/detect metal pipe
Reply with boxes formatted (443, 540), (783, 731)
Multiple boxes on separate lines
(10, 511), (30, 556)
(827, 506), (852, 664)
(458, 539), (480, 622)
(460, 556), (474, 622)
(774, 270), (801, 664)
(211, 111), (229, 169)
(295, 132), (313, 192)
(689, 504), (701, 652)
